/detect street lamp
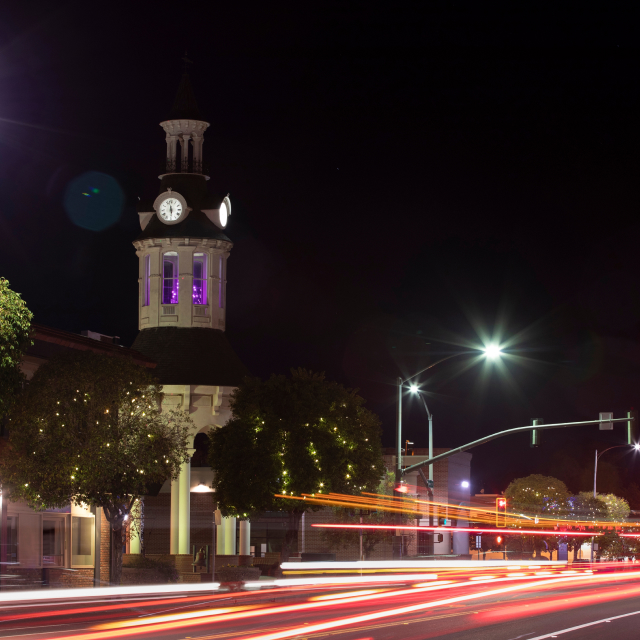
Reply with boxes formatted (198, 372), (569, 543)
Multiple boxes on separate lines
(395, 345), (503, 487)
(483, 344), (502, 360)
(589, 442), (640, 563)
(593, 444), (639, 498)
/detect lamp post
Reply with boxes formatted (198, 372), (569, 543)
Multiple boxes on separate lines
(394, 344), (502, 557)
(395, 344), (502, 488)
(590, 443), (640, 563)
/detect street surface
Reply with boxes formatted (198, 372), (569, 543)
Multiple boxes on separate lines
(2, 564), (640, 639)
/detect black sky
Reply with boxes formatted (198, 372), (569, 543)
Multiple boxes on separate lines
(0, 3), (639, 497)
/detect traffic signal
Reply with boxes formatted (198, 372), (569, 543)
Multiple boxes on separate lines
(628, 410), (638, 446)
(496, 497), (507, 526)
(496, 536), (502, 545)
(394, 481), (408, 493)
(530, 418), (543, 447)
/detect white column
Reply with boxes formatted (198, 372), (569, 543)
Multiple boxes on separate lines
(239, 520), (250, 556)
(216, 522), (225, 554)
(181, 134), (191, 170)
(223, 517), (236, 555)
(192, 134), (202, 163)
(165, 135), (178, 170)
(130, 530), (140, 554)
(178, 448), (195, 554)
(170, 479), (179, 554)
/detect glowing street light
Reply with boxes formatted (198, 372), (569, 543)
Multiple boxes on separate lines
(483, 344), (503, 360)
(409, 384), (419, 394)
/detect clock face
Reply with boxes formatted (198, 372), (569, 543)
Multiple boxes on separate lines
(159, 198), (183, 221)
(219, 201), (228, 227)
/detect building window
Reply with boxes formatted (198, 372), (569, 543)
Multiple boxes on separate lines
(71, 516), (95, 567)
(193, 253), (207, 305)
(42, 518), (64, 567)
(162, 252), (179, 304)
(7, 515), (17, 563)
(218, 256), (224, 309)
(143, 254), (150, 306)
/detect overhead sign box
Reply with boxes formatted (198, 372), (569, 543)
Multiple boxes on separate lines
(599, 412), (613, 430)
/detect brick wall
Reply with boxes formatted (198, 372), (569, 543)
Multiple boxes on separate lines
(143, 494), (170, 554)
(191, 494), (217, 552)
(100, 509), (111, 586)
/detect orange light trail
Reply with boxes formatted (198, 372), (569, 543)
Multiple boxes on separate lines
(276, 491), (633, 530)
(312, 523), (604, 536)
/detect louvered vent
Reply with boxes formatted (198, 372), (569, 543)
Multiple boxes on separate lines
(194, 306), (208, 317)
(162, 306), (176, 315)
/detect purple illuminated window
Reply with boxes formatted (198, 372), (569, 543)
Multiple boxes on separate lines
(143, 255), (150, 306)
(162, 253), (179, 304)
(193, 254), (207, 305)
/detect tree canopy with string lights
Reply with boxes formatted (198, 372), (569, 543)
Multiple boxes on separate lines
(0, 277), (33, 417)
(208, 368), (383, 561)
(0, 351), (192, 585)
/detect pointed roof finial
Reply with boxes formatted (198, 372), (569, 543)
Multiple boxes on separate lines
(182, 50), (193, 71)
(169, 54), (202, 120)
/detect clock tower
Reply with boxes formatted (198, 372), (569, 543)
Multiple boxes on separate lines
(131, 64), (248, 558)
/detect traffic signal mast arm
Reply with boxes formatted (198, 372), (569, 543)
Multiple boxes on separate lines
(402, 416), (633, 478)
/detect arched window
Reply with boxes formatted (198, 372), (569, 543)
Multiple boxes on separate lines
(193, 253), (207, 305)
(162, 252), (179, 304)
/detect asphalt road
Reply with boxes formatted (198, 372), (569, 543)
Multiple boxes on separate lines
(3, 567), (640, 639)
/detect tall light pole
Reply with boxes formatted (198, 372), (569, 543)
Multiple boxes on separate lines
(395, 344), (502, 490)
(590, 443), (640, 563)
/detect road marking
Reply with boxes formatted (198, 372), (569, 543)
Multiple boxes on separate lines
(526, 609), (640, 639)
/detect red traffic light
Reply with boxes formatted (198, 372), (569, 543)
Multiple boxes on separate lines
(394, 482), (408, 493)
(498, 499), (506, 508)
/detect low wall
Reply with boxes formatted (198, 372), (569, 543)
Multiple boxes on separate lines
(121, 568), (168, 585)
(0, 567), (95, 591)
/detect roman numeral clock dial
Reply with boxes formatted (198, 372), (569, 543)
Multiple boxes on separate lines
(159, 197), (183, 221)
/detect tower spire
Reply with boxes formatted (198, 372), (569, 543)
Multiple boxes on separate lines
(169, 54), (203, 120)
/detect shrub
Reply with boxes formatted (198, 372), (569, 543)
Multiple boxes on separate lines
(125, 555), (179, 583)
(216, 564), (261, 582)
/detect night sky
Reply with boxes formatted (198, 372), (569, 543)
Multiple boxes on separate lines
(0, 4), (638, 498)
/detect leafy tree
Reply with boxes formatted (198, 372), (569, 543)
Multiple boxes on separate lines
(595, 492), (630, 522)
(0, 278), (33, 417)
(567, 492), (608, 521)
(0, 352), (192, 585)
(505, 474), (569, 516)
(573, 492), (630, 560)
(208, 369), (383, 561)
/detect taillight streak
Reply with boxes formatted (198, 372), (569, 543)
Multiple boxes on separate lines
(236, 572), (640, 640)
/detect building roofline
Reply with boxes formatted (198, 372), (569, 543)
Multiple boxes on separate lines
(30, 324), (156, 368)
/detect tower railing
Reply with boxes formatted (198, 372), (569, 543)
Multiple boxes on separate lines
(162, 159), (209, 175)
